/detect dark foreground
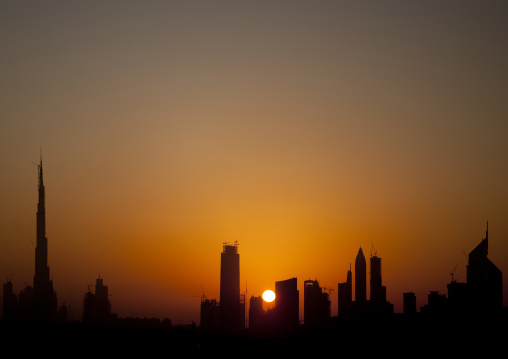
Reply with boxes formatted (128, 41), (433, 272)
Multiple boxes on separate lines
(1, 313), (506, 356)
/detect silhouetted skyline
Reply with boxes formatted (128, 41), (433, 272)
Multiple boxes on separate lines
(0, 155), (505, 359)
(1, 1), (508, 325)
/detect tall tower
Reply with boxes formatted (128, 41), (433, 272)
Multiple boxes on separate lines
(466, 222), (503, 313)
(33, 154), (56, 320)
(304, 279), (330, 327)
(34, 155), (49, 288)
(275, 277), (299, 329)
(220, 241), (242, 330)
(370, 255), (386, 303)
(338, 264), (352, 317)
(355, 247), (366, 303)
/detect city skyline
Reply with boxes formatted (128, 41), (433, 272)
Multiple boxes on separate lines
(1, 2), (508, 324)
(1, 156), (505, 324)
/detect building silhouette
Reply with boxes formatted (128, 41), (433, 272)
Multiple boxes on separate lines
(200, 298), (220, 330)
(303, 279), (330, 327)
(248, 295), (264, 330)
(83, 276), (113, 324)
(466, 222), (503, 313)
(370, 254), (386, 304)
(403, 292), (417, 316)
(338, 265), (352, 317)
(275, 278), (299, 329)
(2, 155), (61, 322)
(355, 247), (366, 303)
(368, 251), (393, 314)
(219, 241), (244, 330)
(32, 156), (57, 321)
(421, 291), (448, 316)
(3, 280), (18, 320)
(447, 280), (470, 316)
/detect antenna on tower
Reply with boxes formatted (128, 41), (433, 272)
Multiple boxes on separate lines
(201, 284), (206, 302)
(371, 241), (377, 258)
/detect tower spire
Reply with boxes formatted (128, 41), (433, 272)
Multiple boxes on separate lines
(33, 151), (56, 320)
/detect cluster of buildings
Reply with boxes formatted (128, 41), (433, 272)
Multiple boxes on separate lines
(201, 224), (503, 331)
(337, 247), (394, 318)
(201, 243), (394, 331)
(1, 156), (504, 332)
(3, 158), (65, 322)
(200, 242), (246, 331)
(419, 224), (503, 319)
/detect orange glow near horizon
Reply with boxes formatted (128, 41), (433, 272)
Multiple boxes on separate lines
(1, 2), (508, 325)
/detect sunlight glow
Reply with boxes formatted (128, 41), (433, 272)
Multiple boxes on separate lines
(262, 290), (275, 302)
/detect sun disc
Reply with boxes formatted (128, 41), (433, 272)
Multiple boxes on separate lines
(262, 290), (275, 302)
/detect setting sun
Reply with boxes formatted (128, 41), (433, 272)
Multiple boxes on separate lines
(262, 290), (275, 303)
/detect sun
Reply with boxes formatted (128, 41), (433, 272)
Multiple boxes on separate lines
(262, 290), (275, 302)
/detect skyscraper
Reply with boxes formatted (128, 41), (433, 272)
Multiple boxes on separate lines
(275, 277), (299, 329)
(466, 223), (503, 313)
(249, 295), (263, 330)
(220, 241), (243, 330)
(355, 247), (366, 303)
(83, 276), (112, 324)
(303, 279), (330, 327)
(338, 265), (352, 317)
(370, 254), (386, 303)
(32, 155), (57, 321)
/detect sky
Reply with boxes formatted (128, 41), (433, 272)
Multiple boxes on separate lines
(1, 1), (507, 324)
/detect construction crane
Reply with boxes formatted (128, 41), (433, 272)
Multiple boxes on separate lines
(201, 284), (206, 302)
(450, 264), (458, 283)
(323, 287), (334, 298)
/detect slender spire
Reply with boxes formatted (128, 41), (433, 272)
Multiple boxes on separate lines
(35, 150), (48, 285)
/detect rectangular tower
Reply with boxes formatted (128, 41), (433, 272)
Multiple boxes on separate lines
(338, 266), (352, 317)
(370, 255), (386, 303)
(275, 277), (299, 329)
(220, 241), (242, 330)
(304, 279), (330, 327)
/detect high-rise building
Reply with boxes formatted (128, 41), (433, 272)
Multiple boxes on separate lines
(2, 281), (18, 320)
(338, 265), (352, 317)
(2, 155), (63, 321)
(466, 223), (503, 313)
(32, 156), (57, 321)
(83, 276), (113, 324)
(370, 255), (386, 303)
(249, 295), (263, 330)
(355, 247), (366, 303)
(275, 277), (299, 329)
(220, 241), (243, 330)
(303, 280), (330, 327)
(95, 277), (111, 321)
(200, 298), (220, 330)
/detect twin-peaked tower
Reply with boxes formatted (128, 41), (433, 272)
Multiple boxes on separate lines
(338, 246), (393, 317)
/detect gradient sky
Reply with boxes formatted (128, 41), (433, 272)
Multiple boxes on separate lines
(1, 1), (507, 324)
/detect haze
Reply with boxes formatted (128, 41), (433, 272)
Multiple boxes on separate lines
(1, 1), (507, 324)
